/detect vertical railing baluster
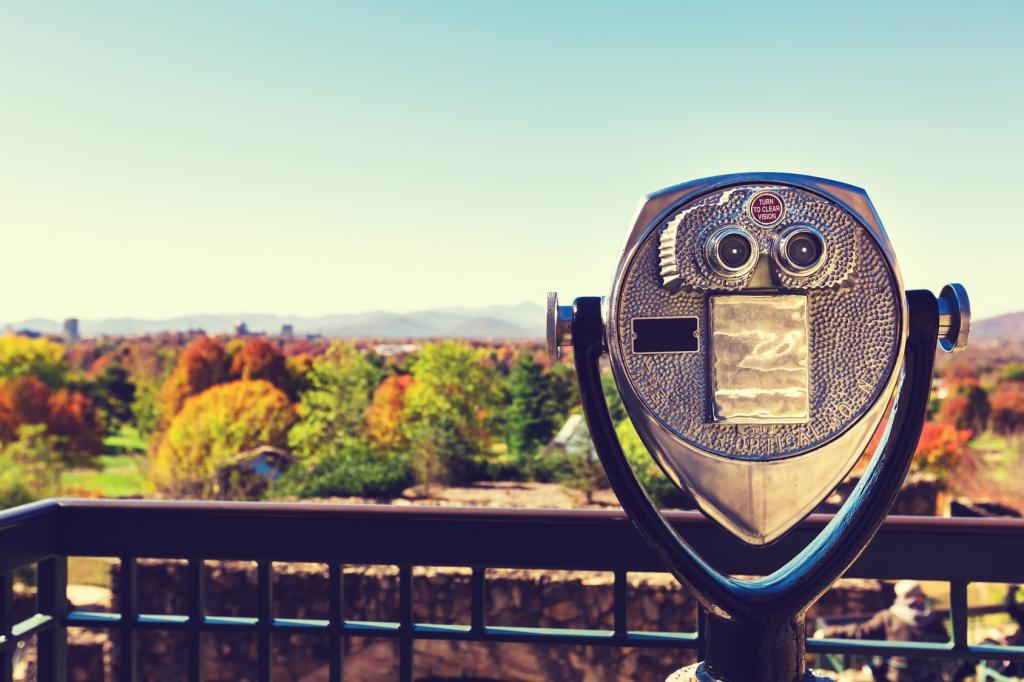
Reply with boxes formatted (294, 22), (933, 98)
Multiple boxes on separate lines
(329, 563), (343, 682)
(36, 556), (68, 682)
(0, 573), (13, 682)
(187, 559), (205, 682)
(470, 566), (485, 635)
(119, 557), (139, 682)
(257, 561), (273, 682)
(696, 604), (706, 662)
(399, 565), (413, 682)
(613, 570), (627, 638)
(950, 580), (968, 651)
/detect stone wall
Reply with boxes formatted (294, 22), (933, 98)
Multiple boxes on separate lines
(61, 562), (887, 682)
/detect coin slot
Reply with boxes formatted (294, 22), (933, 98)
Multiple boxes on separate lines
(632, 317), (699, 354)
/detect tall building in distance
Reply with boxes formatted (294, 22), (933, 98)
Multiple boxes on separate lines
(234, 320), (249, 337)
(281, 324), (294, 341)
(63, 318), (80, 342)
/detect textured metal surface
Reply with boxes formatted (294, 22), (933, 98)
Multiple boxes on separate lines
(546, 292), (560, 361)
(545, 292), (574, 362)
(709, 295), (809, 424)
(605, 174), (909, 544)
(615, 182), (901, 460)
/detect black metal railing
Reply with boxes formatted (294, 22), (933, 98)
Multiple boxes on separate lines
(1, 498), (1023, 681)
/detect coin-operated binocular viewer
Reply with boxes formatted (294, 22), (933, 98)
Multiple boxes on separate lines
(547, 173), (970, 682)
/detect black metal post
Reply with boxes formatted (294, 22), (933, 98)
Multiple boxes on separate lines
(329, 563), (343, 682)
(37, 556), (68, 682)
(572, 292), (939, 681)
(119, 556), (139, 682)
(0, 573), (13, 682)
(701, 612), (807, 682)
(257, 560), (273, 682)
(187, 558), (205, 682)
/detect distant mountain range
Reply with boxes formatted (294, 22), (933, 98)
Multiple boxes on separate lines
(2, 303), (547, 340)
(7, 303), (1021, 343)
(972, 310), (1024, 342)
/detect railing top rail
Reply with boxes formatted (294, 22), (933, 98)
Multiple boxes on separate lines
(42, 497), (1024, 533)
(0, 498), (61, 528)
(0, 498), (1007, 583)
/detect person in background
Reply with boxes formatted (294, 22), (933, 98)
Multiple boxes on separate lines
(951, 584), (1024, 681)
(983, 585), (1024, 679)
(815, 580), (948, 682)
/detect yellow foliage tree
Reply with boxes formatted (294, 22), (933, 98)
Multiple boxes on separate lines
(0, 334), (66, 387)
(150, 380), (295, 496)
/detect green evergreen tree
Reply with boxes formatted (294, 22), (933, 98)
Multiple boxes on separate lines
(505, 353), (557, 456)
(86, 363), (137, 431)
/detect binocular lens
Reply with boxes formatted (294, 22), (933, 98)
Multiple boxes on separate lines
(706, 227), (758, 278)
(787, 233), (823, 268)
(718, 234), (753, 270)
(776, 226), (826, 275)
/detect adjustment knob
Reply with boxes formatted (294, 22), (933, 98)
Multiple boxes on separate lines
(546, 292), (574, 362)
(937, 283), (970, 353)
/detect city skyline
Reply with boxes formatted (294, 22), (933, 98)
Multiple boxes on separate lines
(2, 2), (1021, 321)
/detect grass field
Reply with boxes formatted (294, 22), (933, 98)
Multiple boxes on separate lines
(60, 428), (149, 497)
(61, 453), (147, 497)
(970, 431), (1023, 487)
(102, 427), (148, 455)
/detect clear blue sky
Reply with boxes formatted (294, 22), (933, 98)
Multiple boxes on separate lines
(1, 1), (1021, 321)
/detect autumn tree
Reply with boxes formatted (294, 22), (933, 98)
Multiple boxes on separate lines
(1001, 363), (1024, 383)
(287, 343), (383, 460)
(150, 380), (295, 496)
(0, 376), (52, 437)
(47, 389), (104, 464)
(230, 338), (292, 396)
(937, 382), (989, 434)
(364, 374), (415, 450)
(157, 336), (229, 422)
(913, 422), (973, 484)
(119, 339), (174, 383)
(401, 341), (501, 486)
(990, 382), (1024, 435)
(0, 334), (67, 388)
(0, 377), (103, 466)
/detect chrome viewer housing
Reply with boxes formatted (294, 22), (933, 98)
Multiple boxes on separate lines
(608, 173), (907, 544)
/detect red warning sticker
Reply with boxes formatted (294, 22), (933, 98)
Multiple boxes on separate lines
(749, 192), (784, 226)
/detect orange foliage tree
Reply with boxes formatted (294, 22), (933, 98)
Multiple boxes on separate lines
(0, 377), (103, 466)
(913, 421), (972, 485)
(990, 382), (1024, 435)
(157, 337), (229, 422)
(47, 389), (104, 462)
(150, 380), (296, 496)
(0, 376), (52, 436)
(937, 382), (989, 434)
(364, 374), (415, 449)
(230, 338), (292, 396)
